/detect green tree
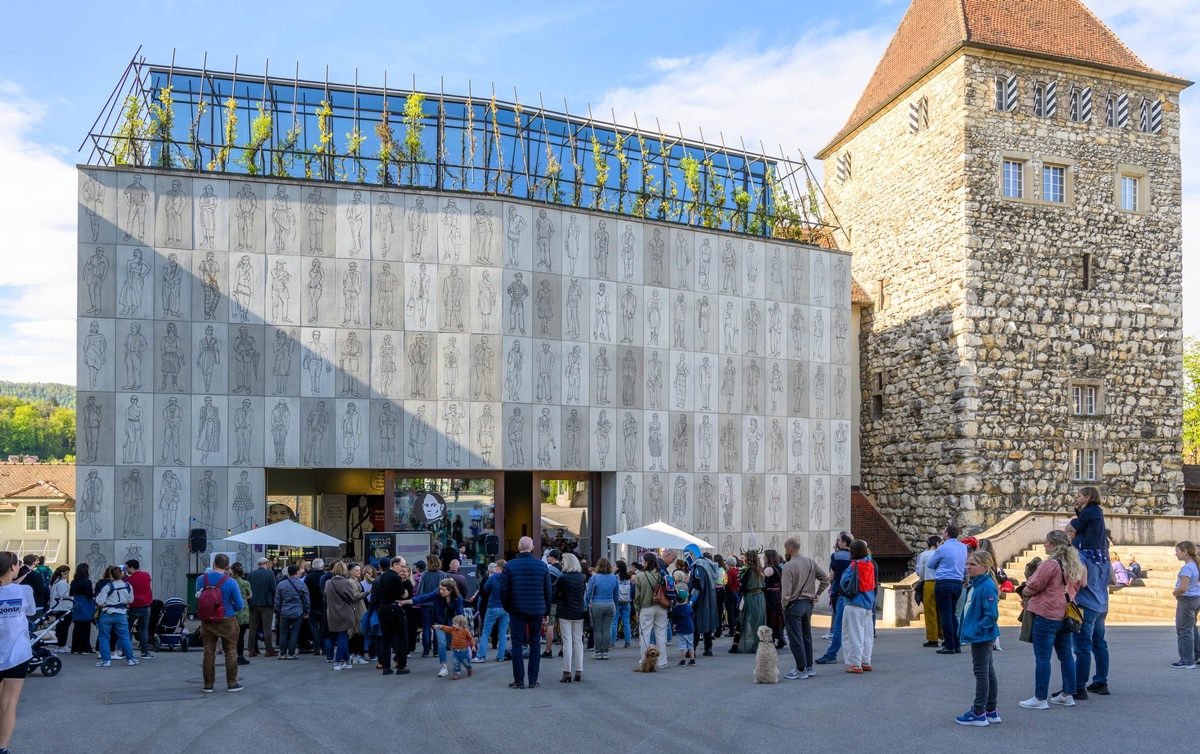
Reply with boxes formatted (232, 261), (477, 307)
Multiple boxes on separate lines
(1185, 336), (1200, 463)
(0, 396), (76, 462)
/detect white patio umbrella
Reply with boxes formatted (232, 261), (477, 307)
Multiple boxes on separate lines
(223, 519), (344, 547)
(607, 521), (713, 550)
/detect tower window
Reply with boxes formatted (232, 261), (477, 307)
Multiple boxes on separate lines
(837, 152), (852, 183)
(1033, 82), (1056, 118)
(1042, 164), (1066, 203)
(910, 96), (929, 133)
(1070, 86), (1092, 123)
(1116, 164), (1148, 214)
(1002, 159), (1025, 199)
(1121, 176), (1139, 211)
(995, 74), (1017, 112)
(1072, 447), (1099, 481)
(1081, 253), (1091, 290)
(1140, 98), (1163, 134)
(1105, 95), (1116, 127)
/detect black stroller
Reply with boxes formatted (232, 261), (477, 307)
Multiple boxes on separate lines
(153, 597), (191, 651)
(28, 613), (64, 677)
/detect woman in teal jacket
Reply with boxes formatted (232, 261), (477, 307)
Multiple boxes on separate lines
(956, 551), (1001, 726)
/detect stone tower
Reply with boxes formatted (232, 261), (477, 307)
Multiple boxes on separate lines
(817, 0), (1190, 540)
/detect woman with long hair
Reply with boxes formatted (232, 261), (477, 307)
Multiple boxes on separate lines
(69, 563), (95, 655)
(403, 577), (463, 677)
(612, 560), (633, 649)
(94, 565), (137, 667)
(555, 553), (588, 682)
(632, 553), (668, 671)
(48, 565), (73, 650)
(0, 551), (38, 754)
(1019, 530), (1087, 709)
(955, 551), (1001, 725)
(324, 561), (365, 671)
(763, 549), (785, 648)
(230, 563), (253, 666)
(586, 557), (619, 660)
(736, 551), (766, 654)
(1171, 541), (1200, 669)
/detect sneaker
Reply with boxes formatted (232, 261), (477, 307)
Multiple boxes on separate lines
(1019, 697), (1049, 710)
(1171, 661), (1197, 669)
(1050, 694), (1075, 707)
(277, 655), (287, 661)
(687, 659), (695, 665)
(140, 652), (154, 659)
(421, 652), (431, 659)
(333, 663), (344, 670)
(804, 669), (816, 678)
(202, 687), (214, 693)
(1073, 688), (1089, 700)
(814, 655), (837, 665)
(342, 661), (353, 669)
(227, 684), (244, 693)
(95, 660), (111, 668)
(437, 667), (449, 677)
(821, 632), (833, 640)
(862, 664), (873, 672)
(846, 666), (863, 674)
(922, 641), (940, 648)
(474, 655), (486, 663)
(451, 673), (461, 679)
(679, 660), (687, 666)
(1086, 682), (1110, 695)
(955, 710), (989, 727)
(985, 709), (1002, 724)
(127, 659), (139, 666)
(397, 668), (411, 674)
(784, 669), (804, 680)
(237, 657), (250, 666)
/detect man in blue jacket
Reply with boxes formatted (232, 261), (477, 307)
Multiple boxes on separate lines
(1070, 486), (1111, 697)
(196, 553), (246, 692)
(499, 536), (552, 688)
(815, 532), (853, 664)
(928, 525), (968, 654)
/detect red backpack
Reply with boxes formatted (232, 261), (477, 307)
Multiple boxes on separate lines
(198, 573), (230, 623)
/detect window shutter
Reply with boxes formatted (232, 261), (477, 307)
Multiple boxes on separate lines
(1139, 98), (1150, 132)
(1116, 93), (1129, 127)
(1080, 87), (1092, 122)
(1004, 75), (1018, 112)
(1150, 98), (1163, 134)
(836, 153), (850, 183)
(1045, 81), (1057, 118)
(909, 101), (920, 133)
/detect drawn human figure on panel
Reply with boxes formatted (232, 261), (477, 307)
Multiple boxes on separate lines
(697, 295), (711, 350)
(697, 238), (712, 291)
(233, 326), (259, 395)
(565, 346), (582, 404)
(341, 262), (363, 327)
(813, 420), (827, 474)
(648, 229), (665, 286)
(192, 325), (219, 394)
(304, 401), (329, 467)
(769, 363), (783, 414)
(564, 214), (581, 275)
(120, 469), (144, 537)
(200, 251), (221, 320)
(472, 337), (494, 400)
(697, 475), (715, 530)
(564, 409), (582, 467)
(721, 476), (736, 531)
(745, 477), (760, 532)
(163, 179), (187, 247)
(833, 309), (848, 362)
(722, 302), (738, 353)
(565, 278), (582, 339)
(505, 341), (523, 402)
(745, 359), (761, 413)
(406, 334), (429, 398)
(122, 396), (146, 464)
(372, 334), (395, 398)
(336, 332), (362, 397)
(443, 266), (466, 331)
(159, 543), (180, 596)
(505, 206), (526, 268)
(672, 294), (687, 349)
(621, 350), (638, 408)
(619, 286), (637, 344)
(814, 365), (826, 416)
(792, 362), (808, 414)
(812, 308), (824, 360)
(768, 419), (785, 473)
(698, 356), (712, 411)
(647, 351), (664, 410)
(271, 186), (296, 252)
(672, 413), (689, 470)
(646, 290), (662, 346)
(834, 367), (847, 419)
(674, 232), (690, 289)
(791, 420), (805, 473)
(769, 249), (785, 301)
(235, 185), (258, 250)
(768, 303), (783, 357)
(791, 306), (806, 355)
(81, 397), (102, 464)
(195, 396), (220, 464)
(720, 240), (737, 294)
(507, 407), (525, 467)
(345, 190), (367, 255)
(369, 194), (394, 258)
(536, 341), (555, 403)
(232, 470), (253, 531)
(536, 408), (555, 468)
(648, 413), (664, 471)
(119, 249), (151, 317)
(302, 188), (326, 253)
(593, 220), (610, 280)
(673, 354), (689, 409)
(233, 255), (254, 323)
(409, 263), (432, 327)
(834, 422), (848, 472)
(812, 477), (826, 528)
(745, 418), (762, 473)
(534, 209), (554, 270)
(647, 474), (664, 522)
(442, 337), (460, 399)
(198, 184), (218, 249)
(744, 302), (761, 355)
(153, 469), (180, 538)
(620, 225), (636, 282)
(83, 171), (105, 242)
(269, 260), (292, 324)
(377, 402), (397, 467)
(197, 469), (219, 538)
(406, 405), (428, 466)
(159, 322), (185, 392)
(160, 252), (183, 318)
(233, 399), (254, 466)
(833, 257), (847, 303)
(535, 280), (554, 336)
(83, 248), (110, 315)
(721, 357), (736, 412)
(306, 259), (325, 323)
(478, 404), (496, 465)
(622, 412), (638, 470)
(121, 323), (146, 390)
(593, 283), (611, 342)
(813, 254), (827, 306)
(478, 271), (497, 330)
(834, 477), (848, 529)
(83, 544), (107, 579)
(790, 250), (805, 302)
(791, 476), (807, 527)
(122, 175), (149, 242)
(698, 415), (713, 472)
(746, 243), (759, 296)
(438, 190), (462, 257)
(594, 410), (612, 466)
(506, 272), (528, 335)
(159, 397), (183, 465)
(594, 347), (612, 405)
(473, 202), (494, 264)
(769, 476), (783, 529)
(272, 399), (290, 466)
(79, 470), (104, 538)
(342, 402), (362, 465)
(407, 197), (429, 260)
(620, 475), (638, 531)
(443, 402), (464, 466)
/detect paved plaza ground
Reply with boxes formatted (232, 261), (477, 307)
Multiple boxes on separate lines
(11, 620), (1191, 753)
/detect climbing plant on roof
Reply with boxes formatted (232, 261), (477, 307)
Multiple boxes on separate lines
(208, 96), (239, 171)
(112, 94), (150, 166)
(375, 98), (396, 186)
(273, 118), (301, 178)
(236, 103), (272, 176)
(590, 131), (609, 210)
(147, 85), (175, 168)
(312, 99), (335, 181)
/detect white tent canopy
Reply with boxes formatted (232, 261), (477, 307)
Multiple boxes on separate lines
(223, 519), (344, 547)
(607, 521), (713, 551)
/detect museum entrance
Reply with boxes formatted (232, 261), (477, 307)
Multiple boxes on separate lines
(534, 472), (596, 563)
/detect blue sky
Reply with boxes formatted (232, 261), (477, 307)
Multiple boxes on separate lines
(0, 0), (1195, 384)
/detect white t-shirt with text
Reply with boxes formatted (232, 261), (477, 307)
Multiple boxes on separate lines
(0, 582), (37, 669)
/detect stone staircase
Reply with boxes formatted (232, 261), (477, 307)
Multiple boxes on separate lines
(997, 546), (1182, 625)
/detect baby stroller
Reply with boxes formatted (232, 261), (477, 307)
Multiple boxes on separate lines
(28, 613), (64, 677)
(154, 597), (191, 651)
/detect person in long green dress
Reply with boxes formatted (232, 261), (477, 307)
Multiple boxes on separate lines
(737, 552), (767, 654)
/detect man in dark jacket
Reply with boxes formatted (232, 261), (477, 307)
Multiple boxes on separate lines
(247, 558), (278, 657)
(815, 531), (853, 664)
(499, 536), (552, 688)
(304, 559), (326, 656)
(684, 547), (720, 656)
(373, 556), (413, 675)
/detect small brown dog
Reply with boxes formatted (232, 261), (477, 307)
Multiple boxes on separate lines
(635, 645), (660, 673)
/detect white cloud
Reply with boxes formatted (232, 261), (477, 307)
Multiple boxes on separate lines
(0, 81), (79, 384)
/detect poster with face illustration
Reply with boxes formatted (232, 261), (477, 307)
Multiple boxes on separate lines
(418, 491), (448, 525)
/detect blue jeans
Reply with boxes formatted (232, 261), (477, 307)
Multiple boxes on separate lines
(1032, 615), (1075, 700)
(97, 612), (135, 662)
(126, 606), (150, 653)
(421, 606), (434, 654)
(278, 614), (302, 656)
(452, 648), (472, 674)
(333, 630), (349, 663)
(822, 596), (846, 658)
(480, 607), (510, 659)
(1073, 607), (1108, 688)
(509, 613), (543, 685)
(612, 603), (632, 644)
(435, 626), (450, 663)
(935, 580), (963, 650)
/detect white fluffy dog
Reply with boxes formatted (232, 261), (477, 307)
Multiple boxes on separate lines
(754, 625), (779, 684)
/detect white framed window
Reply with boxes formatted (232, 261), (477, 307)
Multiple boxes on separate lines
(1003, 159), (1025, 199)
(1071, 385), (1099, 415)
(1121, 176), (1139, 211)
(1069, 86), (1092, 123)
(1072, 447), (1099, 481)
(995, 74), (1017, 112)
(1043, 164), (1066, 203)
(25, 505), (50, 532)
(1115, 164), (1148, 214)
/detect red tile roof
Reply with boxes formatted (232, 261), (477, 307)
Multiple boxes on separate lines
(0, 465), (76, 511)
(850, 277), (872, 305)
(819, 0), (1186, 157)
(851, 489), (913, 558)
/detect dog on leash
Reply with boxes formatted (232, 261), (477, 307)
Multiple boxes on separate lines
(754, 626), (779, 683)
(635, 645), (660, 673)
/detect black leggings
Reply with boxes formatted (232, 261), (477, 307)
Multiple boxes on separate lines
(237, 623), (248, 657)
